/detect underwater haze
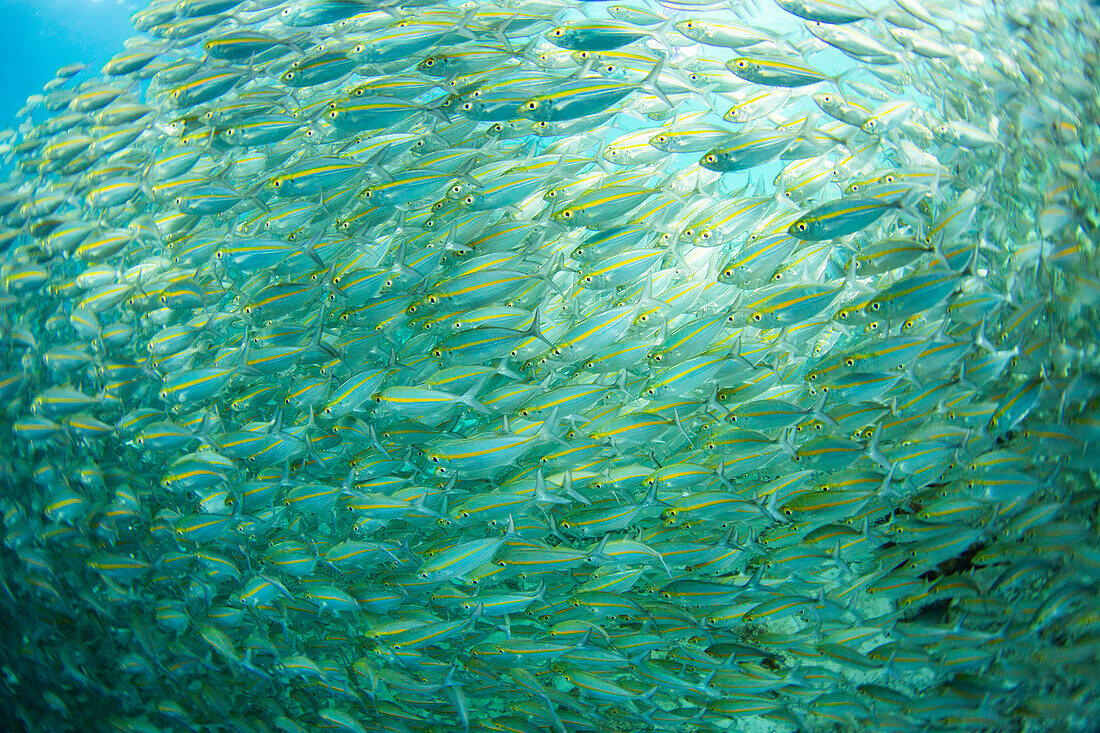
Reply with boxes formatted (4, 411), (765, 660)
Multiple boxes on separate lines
(1, 1), (1099, 732)
(0, 0), (138, 129)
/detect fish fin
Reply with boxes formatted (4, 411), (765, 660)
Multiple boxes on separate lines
(534, 470), (570, 505)
(755, 486), (785, 523)
(494, 358), (524, 381)
(567, 56), (596, 81)
(671, 409), (694, 449)
(410, 491), (447, 521)
(637, 57), (674, 111)
(536, 406), (569, 448)
(458, 381), (490, 415)
(777, 426), (798, 460)
(560, 469), (591, 505)
(525, 307), (554, 348)
(589, 533), (610, 562)
(613, 369), (633, 402)
(863, 422), (893, 473)
(844, 251), (876, 294)
(809, 391), (837, 428)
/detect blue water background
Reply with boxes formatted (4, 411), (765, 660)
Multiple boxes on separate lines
(0, 0), (139, 129)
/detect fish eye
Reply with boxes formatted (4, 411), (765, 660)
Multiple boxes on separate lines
(652, 354), (662, 362)
(869, 301), (880, 311)
(272, 179), (281, 187)
(822, 94), (833, 103)
(525, 101), (538, 110)
(751, 313), (762, 322)
(704, 154), (717, 164)
(844, 358), (855, 367)
(551, 28), (564, 37)
(736, 60), (748, 69)
(685, 20), (696, 27)
(464, 196), (475, 205)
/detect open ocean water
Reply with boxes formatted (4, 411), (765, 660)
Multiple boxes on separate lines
(0, 1), (138, 130)
(0, 1), (1098, 732)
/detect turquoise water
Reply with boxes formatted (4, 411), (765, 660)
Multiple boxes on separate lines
(0, 0), (136, 127)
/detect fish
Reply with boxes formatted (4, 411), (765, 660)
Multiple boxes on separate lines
(0, 0), (1097, 731)
(788, 197), (902, 241)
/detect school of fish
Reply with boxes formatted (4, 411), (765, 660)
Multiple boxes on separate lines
(0, 0), (1098, 730)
